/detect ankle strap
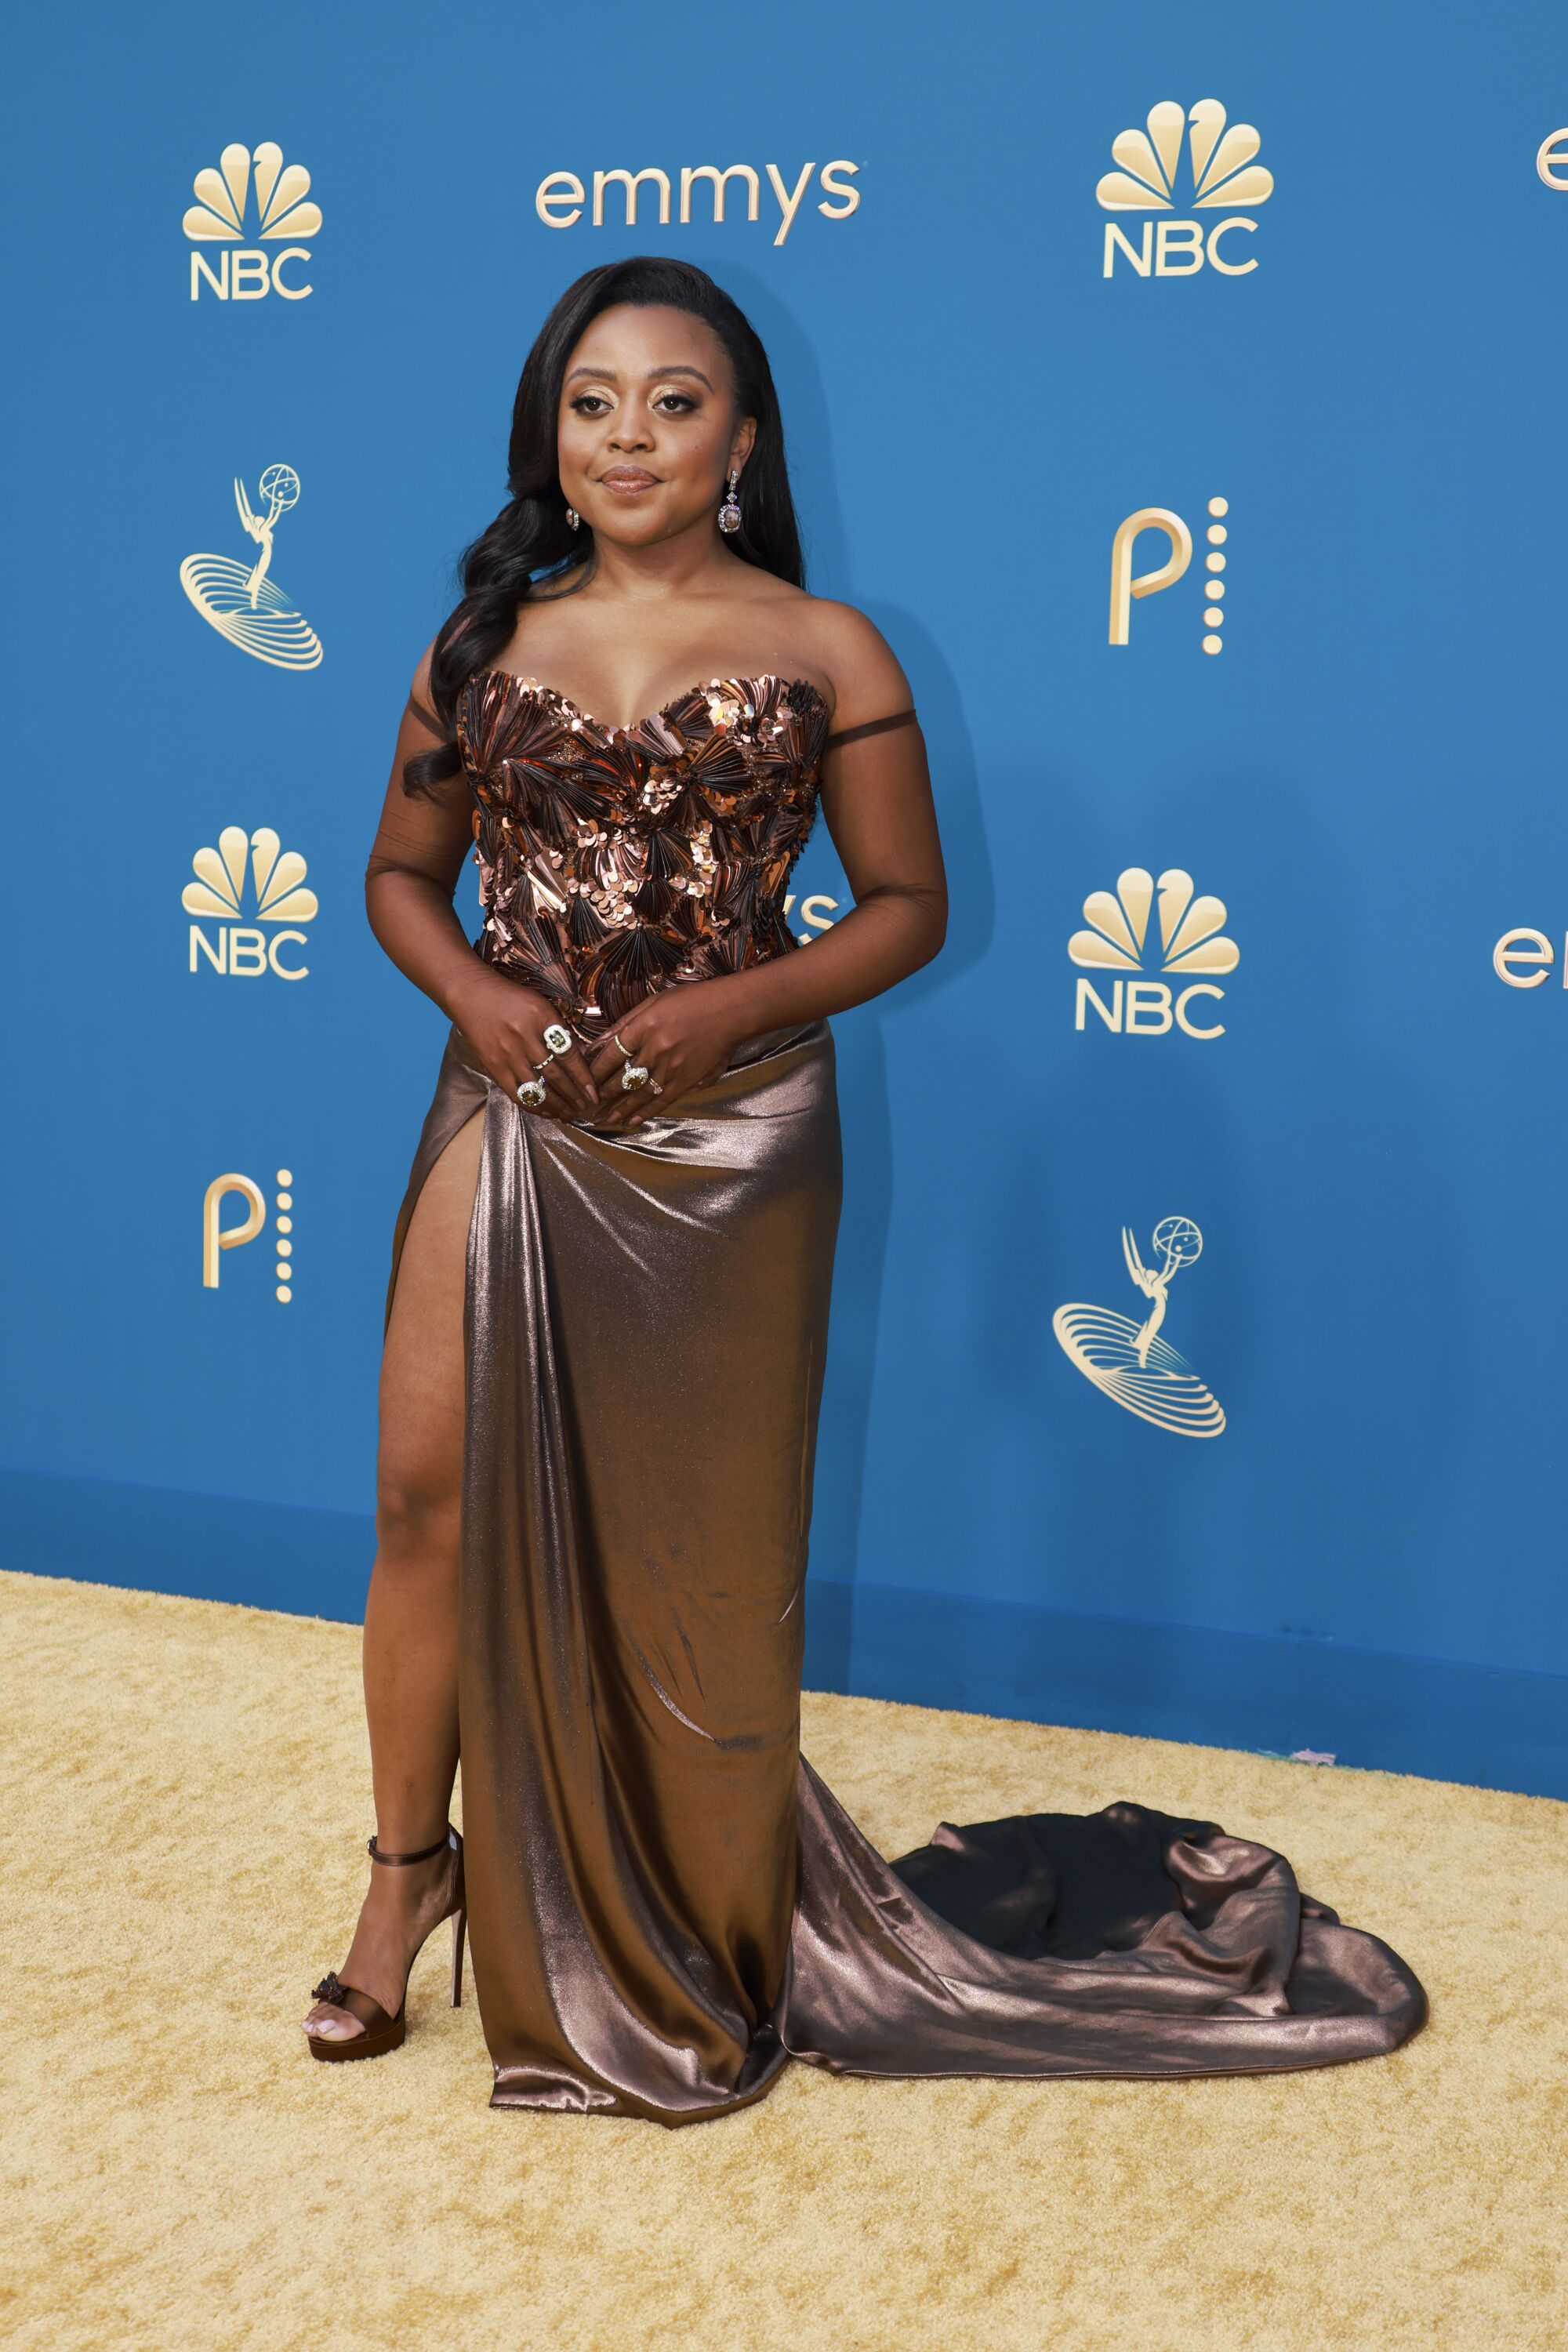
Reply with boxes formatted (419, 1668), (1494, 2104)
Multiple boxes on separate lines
(367, 1826), (453, 1867)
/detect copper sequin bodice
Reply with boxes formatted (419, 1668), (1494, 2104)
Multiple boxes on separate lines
(456, 669), (829, 1042)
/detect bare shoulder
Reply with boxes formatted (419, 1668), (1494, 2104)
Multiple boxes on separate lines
(797, 597), (913, 731)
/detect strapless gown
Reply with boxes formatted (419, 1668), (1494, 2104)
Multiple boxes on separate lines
(385, 667), (1428, 2125)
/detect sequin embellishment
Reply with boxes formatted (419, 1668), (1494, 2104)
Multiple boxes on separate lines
(456, 671), (830, 1043)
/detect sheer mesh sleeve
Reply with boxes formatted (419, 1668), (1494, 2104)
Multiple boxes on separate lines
(822, 706), (919, 753)
(815, 709), (940, 906)
(735, 699), (946, 1020)
(363, 686), (492, 1019)
(364, 693), (474, 897)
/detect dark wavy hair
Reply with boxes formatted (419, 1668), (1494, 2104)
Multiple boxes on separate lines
(402, 257), (804, 799)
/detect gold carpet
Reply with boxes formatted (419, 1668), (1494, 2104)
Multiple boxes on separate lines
(2, 1570), (1563, 2352)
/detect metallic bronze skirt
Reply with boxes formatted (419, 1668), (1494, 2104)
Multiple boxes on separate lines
(388, 1017), (1427, 2127)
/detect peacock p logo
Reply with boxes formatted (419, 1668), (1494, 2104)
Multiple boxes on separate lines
(1109, 498), (1232, 655)
(1070, 868), (1238, 1040)
(202, 1168), (297, 1305)
(184, 142), (321, 300)
(183, 827), (318, 978)
(1097, 100), (1272, 279)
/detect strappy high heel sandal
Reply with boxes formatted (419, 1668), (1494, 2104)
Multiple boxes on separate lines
(304, 1824), (466, 2063)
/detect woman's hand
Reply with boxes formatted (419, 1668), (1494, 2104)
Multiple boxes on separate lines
(586, 981), (750, 1128)
(448, 968), (601, 1121)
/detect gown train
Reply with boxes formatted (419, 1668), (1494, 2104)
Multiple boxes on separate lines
(387, 1013), (1427, 2128)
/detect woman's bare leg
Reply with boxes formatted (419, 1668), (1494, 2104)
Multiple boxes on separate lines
(303, 1109), (484, 2042)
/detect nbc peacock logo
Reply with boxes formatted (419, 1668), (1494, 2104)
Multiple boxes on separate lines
(180, 466), (323, 671)
(1069, 868), (1238, 1040)
(183, 827), (318, 979)
(1097, 100), (1272, 279)
(183, 142), (321, 300)
(1054, 1219), (1225, 1438)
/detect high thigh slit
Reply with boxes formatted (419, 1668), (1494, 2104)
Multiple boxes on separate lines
(369, 670), (1428, 2127)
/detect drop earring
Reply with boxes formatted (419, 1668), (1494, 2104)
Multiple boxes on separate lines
(717, 469), (742, 535)
(564, 504), (580, 532)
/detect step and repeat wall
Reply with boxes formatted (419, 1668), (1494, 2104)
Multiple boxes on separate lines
(6, 2), (1567, 1793)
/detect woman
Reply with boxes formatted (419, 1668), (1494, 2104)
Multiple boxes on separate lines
(301, 259), (1426, 2122)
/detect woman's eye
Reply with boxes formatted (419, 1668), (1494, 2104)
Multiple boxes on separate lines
(570, 394), (612, 416)
(654, 394), (697, 414)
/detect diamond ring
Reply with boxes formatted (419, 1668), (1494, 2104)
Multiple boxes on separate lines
(620, 1062), (650, 1093)
(541, 1022), (573, 1059)
(517, 1077), (547, 1110)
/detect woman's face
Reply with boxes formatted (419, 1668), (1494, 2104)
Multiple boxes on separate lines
(556, 303), (756, 550)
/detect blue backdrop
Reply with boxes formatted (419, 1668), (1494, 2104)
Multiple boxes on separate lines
(5, 0), (1566, 1796)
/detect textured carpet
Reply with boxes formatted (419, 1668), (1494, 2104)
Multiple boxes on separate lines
(2, 1569), (1563, 2352)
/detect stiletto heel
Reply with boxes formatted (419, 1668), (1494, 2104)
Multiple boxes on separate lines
(451, 1904), (467, 2008)
(304, 1823), (466, 2063)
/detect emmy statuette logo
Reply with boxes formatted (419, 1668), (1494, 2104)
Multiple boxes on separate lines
(535, 161), (860, 246)
(202, 1168), (296, 1304)
(180, 468), (323, 670)
(184, 142), (321, 299)
(1111, 500), (1232, 654)
(1054, 1220), (1225, 1437)
(1070, 868), (1238, 1039)
(1098, 100), (1272, 278)
(183, 828), (319, 978)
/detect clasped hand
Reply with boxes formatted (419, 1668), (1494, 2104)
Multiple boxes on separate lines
(450, 970), (749, 1129)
